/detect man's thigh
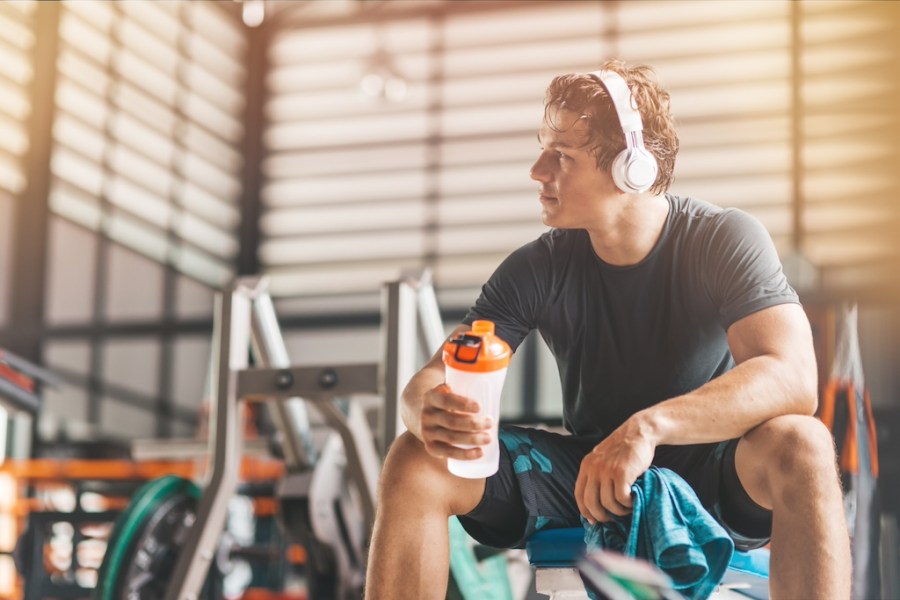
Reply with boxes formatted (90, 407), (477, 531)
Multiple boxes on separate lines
(656, 439), (773, 550)
(457, 426), (598, 549)
(457, 427), (772, 551)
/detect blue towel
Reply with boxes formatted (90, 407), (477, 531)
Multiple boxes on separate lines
(582, 466), (734, 600)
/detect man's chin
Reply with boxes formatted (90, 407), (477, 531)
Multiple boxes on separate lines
(541, 212), (560, 228)
(540, 209), (554, 225)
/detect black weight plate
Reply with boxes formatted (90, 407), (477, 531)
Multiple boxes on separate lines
(115, 490), (196, 599)
(95, 475), (201, 600)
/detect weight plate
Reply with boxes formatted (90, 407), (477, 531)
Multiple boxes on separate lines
(116, 490), (198, 599)
(95, 475), (200, 600)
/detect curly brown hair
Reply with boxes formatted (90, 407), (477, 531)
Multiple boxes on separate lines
(544, 59), (678, 194)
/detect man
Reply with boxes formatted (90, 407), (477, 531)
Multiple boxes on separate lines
(365, 60), (850, 599)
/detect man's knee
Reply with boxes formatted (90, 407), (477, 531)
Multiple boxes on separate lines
(378, 431), (485, 515)
(750, 414), (834, 470)
(380, 431), (438, 492)
(740, 414), (839, 505)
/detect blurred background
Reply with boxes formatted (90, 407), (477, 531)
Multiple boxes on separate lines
(0, 0), (898, 598)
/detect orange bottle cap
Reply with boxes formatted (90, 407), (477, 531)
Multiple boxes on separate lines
(442, 320), (511, 372)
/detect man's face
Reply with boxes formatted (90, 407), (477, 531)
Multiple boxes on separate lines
(530, 107), (618, 228)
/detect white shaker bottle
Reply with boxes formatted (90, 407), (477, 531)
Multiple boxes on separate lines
(442, 320), (511, 479)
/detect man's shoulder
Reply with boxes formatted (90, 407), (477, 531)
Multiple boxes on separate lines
(494, 229), (587, 287)
(669, 193), (726, 222)
(668, 194), (761, 240)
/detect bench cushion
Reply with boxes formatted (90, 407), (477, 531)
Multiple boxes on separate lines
(525, 527), (770, 578)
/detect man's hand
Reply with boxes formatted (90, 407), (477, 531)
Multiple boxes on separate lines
(574, 415), (656, 524)
(419, 383), (493, 460)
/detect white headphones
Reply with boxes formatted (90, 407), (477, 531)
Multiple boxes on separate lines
(588, 70), (658, 194)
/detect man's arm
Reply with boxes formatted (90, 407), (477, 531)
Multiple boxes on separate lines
(575, 302), (818, 523)
(639, 302), (817, 444)
(400, 324), (493, 460)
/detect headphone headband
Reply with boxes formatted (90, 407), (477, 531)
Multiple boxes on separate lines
(589, 70), (644, 134)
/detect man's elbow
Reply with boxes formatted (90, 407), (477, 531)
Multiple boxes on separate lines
(786, 354), (819, 416)
(795, 384), (818, 417)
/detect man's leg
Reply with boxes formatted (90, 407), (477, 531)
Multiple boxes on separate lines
(735, 414), (851, 599)
(365, 431), (486, 599)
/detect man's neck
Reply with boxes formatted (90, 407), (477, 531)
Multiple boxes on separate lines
(586, 194), (670, 266)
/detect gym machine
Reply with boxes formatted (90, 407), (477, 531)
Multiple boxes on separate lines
(96, 271), (502, 599)
(97, 276), (375, 599)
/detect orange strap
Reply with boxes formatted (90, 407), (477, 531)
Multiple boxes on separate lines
(818, 379), (879, 477)
(864, 389), (880, 477)
(818, 380), (838, 430)
(841, 383), (859, 474)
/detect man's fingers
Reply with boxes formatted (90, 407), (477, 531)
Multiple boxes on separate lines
(613, 478), (634, 510)
(419, 385), (493, 460)
(424, 440), (484, 461)
(428, 384), (480, 413)
(424, 407), (492, 432)
(574, 471), (588, 522)
(426, 425), (491, 447)
(582, 478), (610, 524)
(601, 479), (632, 517)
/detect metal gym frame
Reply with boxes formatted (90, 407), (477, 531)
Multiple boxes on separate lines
(163, 270), (445, 600)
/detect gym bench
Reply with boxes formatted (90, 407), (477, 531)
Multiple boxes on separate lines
(526, 527), (770, 599)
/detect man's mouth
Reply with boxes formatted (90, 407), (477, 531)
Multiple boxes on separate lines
(539, 192), (558, 204)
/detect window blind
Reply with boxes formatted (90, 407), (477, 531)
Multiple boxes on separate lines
(798, 0), (900, 295)
(262, 3), (604, 312)
(0, 1), (36, 327)
(48, 0), (246, 289)
(263, 16), (436, 310)
(0, 1), (35, 196)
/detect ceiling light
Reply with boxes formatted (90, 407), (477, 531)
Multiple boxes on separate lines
(242, 0), (265, 27)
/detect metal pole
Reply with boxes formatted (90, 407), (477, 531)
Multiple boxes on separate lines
(414, 273), (446, 355)
(248, 279), (317, 470)
(380, 279), (418, 453)
(315, 400), (380, 535)
(164, 282), (251, 600)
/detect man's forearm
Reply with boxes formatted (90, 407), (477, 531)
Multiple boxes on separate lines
(637, 353), (817, 447)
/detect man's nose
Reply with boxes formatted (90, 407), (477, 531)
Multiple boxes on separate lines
(530, 153), (552, 182)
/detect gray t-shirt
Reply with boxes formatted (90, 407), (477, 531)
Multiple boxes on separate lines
(464, 194), (799, 437)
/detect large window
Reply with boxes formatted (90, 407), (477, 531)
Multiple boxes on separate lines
(49, 0), (245, 290)
(37, 0), (247, 439)
(798, 1), (900, 292)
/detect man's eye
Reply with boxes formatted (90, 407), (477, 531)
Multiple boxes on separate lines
(557, 152), (569, 161)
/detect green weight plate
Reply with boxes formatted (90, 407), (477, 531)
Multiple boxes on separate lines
(95, 475), (200, 600)
(116, 491), (202, 599)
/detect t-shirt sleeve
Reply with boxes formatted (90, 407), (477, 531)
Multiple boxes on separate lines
(462, 238), (551, 352)
(703, 208), (800, 329)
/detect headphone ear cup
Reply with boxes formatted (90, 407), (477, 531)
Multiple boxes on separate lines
(611, 148), (658, 194)
(611, 149), (632, 193)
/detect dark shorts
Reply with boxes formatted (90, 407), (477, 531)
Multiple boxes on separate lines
(457, 425), (772, 552)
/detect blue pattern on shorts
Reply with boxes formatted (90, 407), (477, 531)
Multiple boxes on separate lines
(501, 429), (553, 474)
